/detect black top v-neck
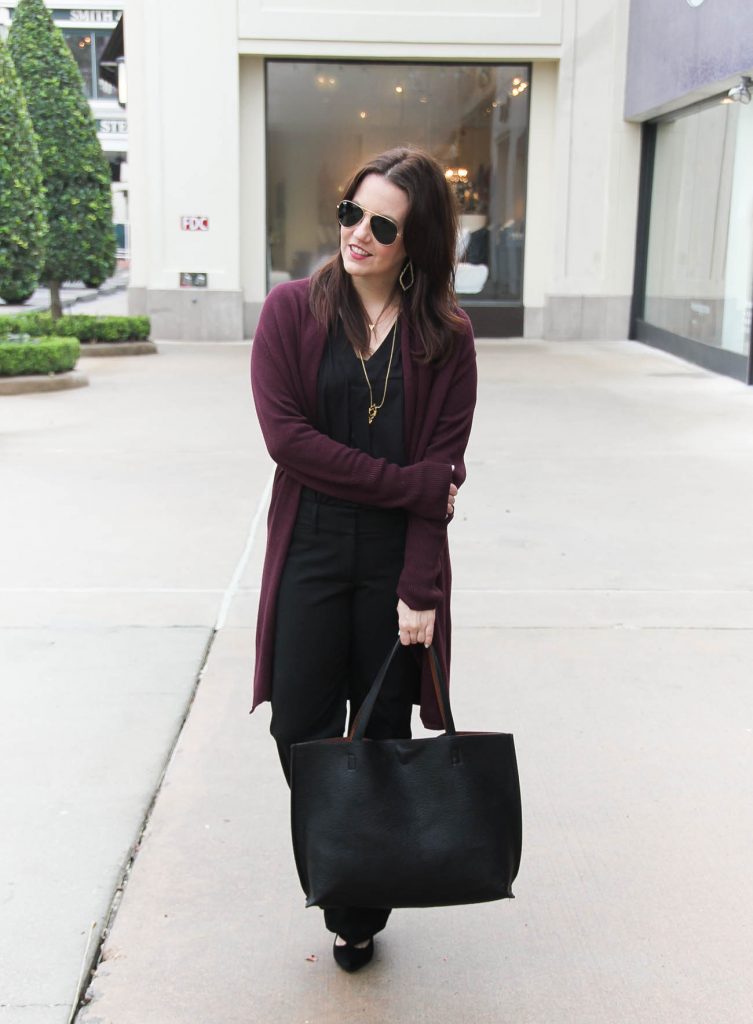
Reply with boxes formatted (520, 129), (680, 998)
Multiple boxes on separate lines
(315, 315), (405, 468)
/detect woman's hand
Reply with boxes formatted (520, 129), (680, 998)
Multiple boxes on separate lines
(447, 482), (458, 516)
(397, 599), (436, 647)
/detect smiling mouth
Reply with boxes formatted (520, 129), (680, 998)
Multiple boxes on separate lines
(349, 244), (371, 257)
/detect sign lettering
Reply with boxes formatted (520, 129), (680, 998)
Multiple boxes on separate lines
(69, 10), (117, 22)
(97, 119), (128, 134)
(180, 216), (210, 232)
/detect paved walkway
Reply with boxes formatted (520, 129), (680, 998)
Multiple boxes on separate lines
(0, 270), (130, 319)
(2, 328), (752, 1024)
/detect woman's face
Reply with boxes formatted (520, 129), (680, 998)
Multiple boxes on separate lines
(340, 173), (409, 290)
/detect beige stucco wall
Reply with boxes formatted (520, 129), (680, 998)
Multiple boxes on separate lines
(238, 0), (563, 50)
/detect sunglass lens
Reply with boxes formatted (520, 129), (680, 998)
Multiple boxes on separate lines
(371, 216), (398, 245)
(337, 201), (399, 245)
(337, 201), (363, 228)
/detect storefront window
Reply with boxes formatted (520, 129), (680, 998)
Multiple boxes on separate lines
(266, 61), (529, 303)
(644, 101), (753, 358)
(62, 28), (116, 100)
(64, 29), (94, 97)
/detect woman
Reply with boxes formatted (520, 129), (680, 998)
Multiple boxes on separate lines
(250, 147), (477, 972)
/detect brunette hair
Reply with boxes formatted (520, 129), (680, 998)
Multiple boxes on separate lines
(309, 147), (466, 365)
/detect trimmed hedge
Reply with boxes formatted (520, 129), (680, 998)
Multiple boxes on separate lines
(0, 335), (79, 375)
(0, 313), (150, 342)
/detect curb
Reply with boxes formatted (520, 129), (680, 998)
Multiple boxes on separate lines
(66, 279), (130, 311)
(0, 371), (89, 395)
(78, 341), (158, 357)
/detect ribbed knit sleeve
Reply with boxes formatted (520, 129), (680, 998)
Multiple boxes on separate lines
(251, 285), (452, 521)
(397, 320), (478, 609)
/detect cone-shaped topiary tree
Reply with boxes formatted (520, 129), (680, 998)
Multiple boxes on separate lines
(9, 0), (116, 318)
(0, 35), (47, 305)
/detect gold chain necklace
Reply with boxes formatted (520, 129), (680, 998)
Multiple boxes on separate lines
(367, 292), (397, 335)
(357, 316), (398, 425)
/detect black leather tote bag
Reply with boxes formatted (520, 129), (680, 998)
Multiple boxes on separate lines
(290, 640), (522, 910)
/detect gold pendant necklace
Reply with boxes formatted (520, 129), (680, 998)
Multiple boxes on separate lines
(367, 293), (397, 335)
(358, 317), (398, 425)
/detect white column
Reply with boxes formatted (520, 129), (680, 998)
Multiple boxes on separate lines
(239, 57), (267, 336)
(523, 60), (558, 337)
(543, 0), (642, 339)
(125, 0), (243, 339)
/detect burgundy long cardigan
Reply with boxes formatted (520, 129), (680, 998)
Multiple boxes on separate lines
(249, 277), (477, 729)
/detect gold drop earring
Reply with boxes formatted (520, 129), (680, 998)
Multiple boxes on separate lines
(399, 261), (414, 292)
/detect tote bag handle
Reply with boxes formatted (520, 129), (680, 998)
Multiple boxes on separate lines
(349, 639), (456, 741)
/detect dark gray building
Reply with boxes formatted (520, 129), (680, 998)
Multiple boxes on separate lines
(626, 0), (753, 382)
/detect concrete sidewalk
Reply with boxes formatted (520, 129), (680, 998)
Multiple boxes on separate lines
(0, 270), (130, 319)
(0, 337), (263, 1023)
(2, 336), (753, 1023)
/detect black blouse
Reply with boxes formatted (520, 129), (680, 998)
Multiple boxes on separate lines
(317, 316), (405, 464)
(303, 316), (405, 509)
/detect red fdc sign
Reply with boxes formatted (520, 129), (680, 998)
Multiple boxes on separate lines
(180, 216), (209, 232)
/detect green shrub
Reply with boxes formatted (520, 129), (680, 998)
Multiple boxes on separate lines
(0, 335), (79, 375)
(0, 313), (40, 336)
(0, 312), (151, 341)
(70, 314), (151, 341)
(0, 37), (48, 304)
(8, 0), (115, 316)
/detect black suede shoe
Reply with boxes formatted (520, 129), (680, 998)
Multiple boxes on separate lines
(332, 936), (374, 973)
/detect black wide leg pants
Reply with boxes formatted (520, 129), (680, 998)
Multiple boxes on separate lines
(270, 491), (420, 944)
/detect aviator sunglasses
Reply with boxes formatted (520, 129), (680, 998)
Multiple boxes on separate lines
(336, 200), (402, 246)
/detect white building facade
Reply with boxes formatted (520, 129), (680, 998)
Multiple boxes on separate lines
(125, 0), (642, 340)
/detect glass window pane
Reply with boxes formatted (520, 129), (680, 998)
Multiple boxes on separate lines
(644, 101), (753, 357)
(63, 29), (94, 99)
(95, 30), (117, 99)
(266, 61), (529, 302)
